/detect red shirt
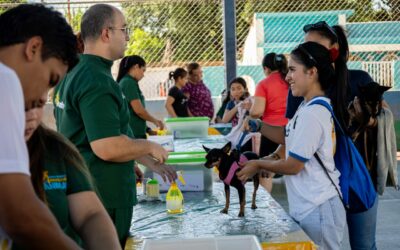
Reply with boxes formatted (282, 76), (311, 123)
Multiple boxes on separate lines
(255, 72), (289, 126)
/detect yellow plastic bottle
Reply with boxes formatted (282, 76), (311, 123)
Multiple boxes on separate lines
(166, 182), (184, 214)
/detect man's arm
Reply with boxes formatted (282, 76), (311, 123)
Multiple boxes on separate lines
(0, 174), (79, 250)
(90, 135), (168, 164)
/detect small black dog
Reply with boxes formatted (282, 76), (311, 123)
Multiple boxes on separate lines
(348, 81), (390, 169)
(348, 81), (390, 140)
(203, 142), (259, 217)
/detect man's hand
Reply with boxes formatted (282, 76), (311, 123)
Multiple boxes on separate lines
(148, 142), (168, 164)
(236, 160), (260, 182)
(150, 164), (177, 183)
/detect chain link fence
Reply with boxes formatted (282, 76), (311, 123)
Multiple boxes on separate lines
(1, 0), (400, 99)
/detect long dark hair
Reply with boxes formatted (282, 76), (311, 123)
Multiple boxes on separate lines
(27, 125), (94, 202)
(229, 77), (249, 100)
(291, 42), (348, 130)
(117, 55), (146, 82)
(262, 53), (288, 80)
(169, 68), (187, 82)
(303, 22), (349, 130)
(221, 89), (231, 106)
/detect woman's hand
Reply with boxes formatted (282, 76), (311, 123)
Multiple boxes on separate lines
(153, 119), (165, 130)
(348, 96), (363, 123)
(241, 117), (261, 133)
(236, 160), (260, 182)
(240, 99), (252, 111)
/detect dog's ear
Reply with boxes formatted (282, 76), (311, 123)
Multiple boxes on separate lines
(222, 142), (232, 154)
(360, 81), (391, 102)
(203, 145), (210, 153)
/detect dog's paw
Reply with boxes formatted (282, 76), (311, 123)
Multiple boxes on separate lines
(251, 204), (257, 210)
(238, 211), (244, 217)
(220, 208), (228, 214)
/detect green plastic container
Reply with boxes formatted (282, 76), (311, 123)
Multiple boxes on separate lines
(165, 117), (210, 139)
(144, 151), (212, 192)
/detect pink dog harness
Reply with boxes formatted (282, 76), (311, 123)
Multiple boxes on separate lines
(223, 155), (248, 185)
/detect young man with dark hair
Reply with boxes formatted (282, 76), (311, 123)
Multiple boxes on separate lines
(54, 4), (176, 247)
(0, 4), (79, 250)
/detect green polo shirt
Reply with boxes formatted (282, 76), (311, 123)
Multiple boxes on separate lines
(44, 137), (92, 244)
(119, 75), (147, 138)
(53, 54), (137, 208)
(12, 133), (92, 250)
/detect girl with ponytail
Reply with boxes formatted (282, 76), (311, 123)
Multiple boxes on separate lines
(249, 52), (290, 192)
(165, 68), (192, 117)
(302, 22), (381, 250)
(118, 55), (164, 138)
(238, 42), (347, 250)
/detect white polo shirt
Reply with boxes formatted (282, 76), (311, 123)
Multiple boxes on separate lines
(0, 63), (30, 249)
(284, 96), (340, 222)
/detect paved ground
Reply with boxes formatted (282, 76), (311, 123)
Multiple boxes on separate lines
(270, 162), (400, 250)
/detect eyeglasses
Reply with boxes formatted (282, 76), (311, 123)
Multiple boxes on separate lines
(303, 21), (337, 41)
(296, 45), (318, 65)
(108, 26), (130, 36)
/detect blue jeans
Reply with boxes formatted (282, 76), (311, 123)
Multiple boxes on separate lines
(298, 196), (346, 250)
(347, 196), (379, 250)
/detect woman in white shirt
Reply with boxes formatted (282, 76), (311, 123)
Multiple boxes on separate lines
(237, 41), (346, 250)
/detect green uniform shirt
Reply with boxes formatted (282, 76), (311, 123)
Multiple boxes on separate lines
(119, 75), (147, 138)
(12, 134), (92, 250)
(44, 140), (92, 243)
(53, 54), (137, 208)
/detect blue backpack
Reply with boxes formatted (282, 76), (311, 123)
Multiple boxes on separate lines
(310, 99), (376, 213)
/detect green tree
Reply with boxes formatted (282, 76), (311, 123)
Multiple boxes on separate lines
(122, 0), (223, 65)
(69, 8), (84, 33)
(126, 28), (165, 61)
(0, 0), (25, 15)
(122, 0), (384, 65)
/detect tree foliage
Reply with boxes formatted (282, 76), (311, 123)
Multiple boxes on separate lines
(122, 0), (386, 64)
(0, 0), (25, 15)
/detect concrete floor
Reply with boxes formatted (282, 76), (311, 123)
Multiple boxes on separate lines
(270, 164), (400, 250)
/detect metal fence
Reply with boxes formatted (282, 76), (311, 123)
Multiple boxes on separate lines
(1, 0), (400, 99)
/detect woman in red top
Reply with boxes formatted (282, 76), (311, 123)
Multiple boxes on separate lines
(250, 53), (288, 191)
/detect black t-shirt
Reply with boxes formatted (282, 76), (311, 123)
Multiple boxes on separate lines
(168, 86), (189, 117)
(285, 69), (375, 119)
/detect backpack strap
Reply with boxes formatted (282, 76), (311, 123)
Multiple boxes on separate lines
(309, 99), (349, 210)
(314, 153), (348, 210)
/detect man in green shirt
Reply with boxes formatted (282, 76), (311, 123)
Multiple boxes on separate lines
(53, 4), (176, 247)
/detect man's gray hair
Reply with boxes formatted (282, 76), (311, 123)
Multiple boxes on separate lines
(81, 4), (116, 41)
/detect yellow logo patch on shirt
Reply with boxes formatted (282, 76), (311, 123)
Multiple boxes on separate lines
(43, 171), (67, 190)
